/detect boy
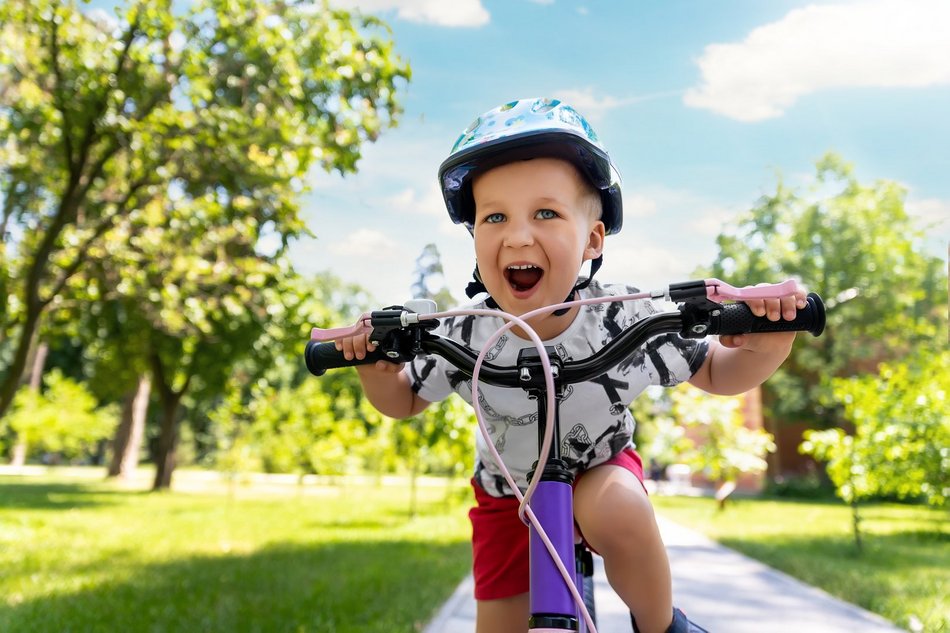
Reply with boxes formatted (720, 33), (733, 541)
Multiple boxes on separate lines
(337, 98), (805, 633)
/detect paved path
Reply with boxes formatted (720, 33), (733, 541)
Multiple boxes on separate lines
(424, 515), (905, 633)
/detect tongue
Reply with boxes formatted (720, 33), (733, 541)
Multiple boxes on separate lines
(509, 268), (542, 291)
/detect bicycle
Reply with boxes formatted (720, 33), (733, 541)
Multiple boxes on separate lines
(305, 278), (826, 633)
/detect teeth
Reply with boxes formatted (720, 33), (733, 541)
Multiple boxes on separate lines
(507, 264), (539, 270)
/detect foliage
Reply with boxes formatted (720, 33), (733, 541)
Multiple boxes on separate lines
(4, 370), (117, 459)
(636, 385), (775, 487)
(707, 152), (947, 423)
(397, 395), (476, 477)
(801, 347), (949, 508)
(210, 374), (368, 478)
(0, 0), (410, 487)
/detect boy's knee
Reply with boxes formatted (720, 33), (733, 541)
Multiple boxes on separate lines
(574, 466), (658, 548)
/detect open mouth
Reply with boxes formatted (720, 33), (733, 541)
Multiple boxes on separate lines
(505, 264), (543, 292)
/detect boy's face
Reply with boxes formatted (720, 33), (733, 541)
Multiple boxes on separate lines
(472, 157), (605, 331)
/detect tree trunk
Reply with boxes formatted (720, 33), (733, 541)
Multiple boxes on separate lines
(152, 396), (180, 490)
(9, 339), (48, 466)
(408, 456), (419, 519)
(107, 372), (151, 480)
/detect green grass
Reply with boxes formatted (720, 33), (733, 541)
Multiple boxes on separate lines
(4, 470), (947, 633)
(0, 469), (473, 632)
(653, 495), (949, 633)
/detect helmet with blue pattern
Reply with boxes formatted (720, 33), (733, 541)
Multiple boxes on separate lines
(438, 97), (623, 235)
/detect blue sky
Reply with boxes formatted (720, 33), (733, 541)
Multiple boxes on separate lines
(89, 0), (950, 304)
(294, 0), (950, 305)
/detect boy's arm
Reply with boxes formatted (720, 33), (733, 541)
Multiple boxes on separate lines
(357, 364), (430, 418)
(337, 334), (430, 418)
(688, 288), (805, 396)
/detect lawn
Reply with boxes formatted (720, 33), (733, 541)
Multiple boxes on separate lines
(2, 469), (947, 633)
(653, 495), (949, 633)
(0, 468), (473, 633)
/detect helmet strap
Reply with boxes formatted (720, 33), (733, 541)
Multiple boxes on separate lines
(465, 266), (500, 309)
(465, 255), (604, 317)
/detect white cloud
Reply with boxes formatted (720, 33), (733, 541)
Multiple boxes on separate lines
(906, 197), (950, 229)
(623, 193), (658, 219)
(329, 228), (400, 258)
(330, 0), (490, 27)
(684, 0), (950, 121)
(386, 184), (445, 218)
(905, 196), (950, 258)
(555, 87), (683, 122)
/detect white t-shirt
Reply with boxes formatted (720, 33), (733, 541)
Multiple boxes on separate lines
(405, 280), (709, 497)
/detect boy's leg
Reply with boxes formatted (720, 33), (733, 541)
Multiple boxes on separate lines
(573, 463), (674, 633)
(476, 593), (529, 633)
(469, 479), (531, 633)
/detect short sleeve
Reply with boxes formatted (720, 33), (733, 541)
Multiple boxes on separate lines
(404, 354), (454, 403)
(647, 333), (708, 387)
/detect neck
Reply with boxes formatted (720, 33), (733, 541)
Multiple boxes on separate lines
(510, 303), (580, 341)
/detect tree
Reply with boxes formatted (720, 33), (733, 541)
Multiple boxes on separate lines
(411, 243), (455, 311)
(635, 385), (774, 507)
(801, 347), (949, 549)
(202, 271), (376, 482)
(0, 0), (410, 487)
(4, 369), (117, 462)
(706, 153), (947, 475)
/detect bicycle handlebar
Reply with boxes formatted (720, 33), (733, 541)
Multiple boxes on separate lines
(305, 291), (826, 381)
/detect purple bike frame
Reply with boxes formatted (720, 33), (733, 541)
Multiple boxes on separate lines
(529, 478), (582, 631)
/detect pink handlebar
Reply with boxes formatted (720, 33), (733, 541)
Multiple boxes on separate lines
(704, 278), (799, 302)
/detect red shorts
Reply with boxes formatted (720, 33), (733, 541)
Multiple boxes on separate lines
(468, 447), (645, 601)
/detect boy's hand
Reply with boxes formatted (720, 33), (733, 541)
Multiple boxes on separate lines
(718, 282), (808, 352)
(334, 334), (404, 374)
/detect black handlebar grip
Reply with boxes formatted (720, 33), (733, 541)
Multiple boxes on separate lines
(304, 341), (391, 376)
(712, 292), (825, 337)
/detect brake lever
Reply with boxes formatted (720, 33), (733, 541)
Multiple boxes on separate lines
(310, 312), (372, 342)
(704, 278), (799, 302)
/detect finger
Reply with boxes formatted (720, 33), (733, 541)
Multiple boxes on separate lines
(339, 336), (355, 360)
(780, 294), (798, 320)
(763, 298), (782, 321)
(376, 360), (405, 373)
(352, 333), (372, 360)
(719, 334), (745, 348)
(746, 299), (766, 318)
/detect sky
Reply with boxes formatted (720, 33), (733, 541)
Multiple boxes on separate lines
(106, 0), (950, 305)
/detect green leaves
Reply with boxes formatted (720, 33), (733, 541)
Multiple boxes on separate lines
(5, 369), (117, 457)
(708, 152), (948, 422)
(802, 348), (949, 507)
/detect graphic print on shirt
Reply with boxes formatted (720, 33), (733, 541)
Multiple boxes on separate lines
(476, 388), (537, 453)
(600, 300), (624, 344)
(484, 333), (508, 361)
(591, 373), (629, 415)
(552, 342), (574, 362)
(444, 314), (477, 347)
(560, 418), (628, 472)
(409, 357), (438, 394)
(561, 423), (592, 462)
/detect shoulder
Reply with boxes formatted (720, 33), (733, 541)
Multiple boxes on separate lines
(585, 279), (642, 298)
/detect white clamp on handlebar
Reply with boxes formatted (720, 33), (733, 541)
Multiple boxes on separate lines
(401, 299), (438, 325)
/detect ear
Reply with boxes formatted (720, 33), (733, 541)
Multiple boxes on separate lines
(583, 221), (606, 261)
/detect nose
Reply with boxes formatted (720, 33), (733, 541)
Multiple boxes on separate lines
(502, 217), (534, 248)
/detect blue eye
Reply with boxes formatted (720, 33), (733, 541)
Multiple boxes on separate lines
(485, 212), (505, 223)
(536, 209), (558, 219)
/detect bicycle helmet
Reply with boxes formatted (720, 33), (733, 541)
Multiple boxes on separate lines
(438, 97), (623, 236)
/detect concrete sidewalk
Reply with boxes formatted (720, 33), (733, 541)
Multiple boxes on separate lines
(423, 515), (905, 633)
